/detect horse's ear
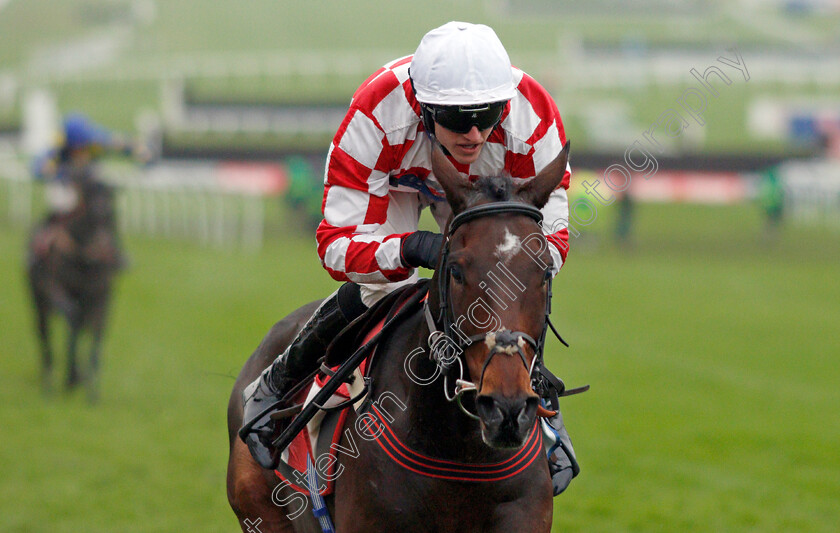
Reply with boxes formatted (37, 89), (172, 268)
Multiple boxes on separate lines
(516, 140), (570, 209)
(431, 142), (472, 214)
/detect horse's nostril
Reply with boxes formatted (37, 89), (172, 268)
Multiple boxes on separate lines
(476, 395), (503, 424)
(518, 396), (539, 426)
(477, 395), (538, 428)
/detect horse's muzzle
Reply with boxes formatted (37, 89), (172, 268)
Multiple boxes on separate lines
(475, 393), (538, 448)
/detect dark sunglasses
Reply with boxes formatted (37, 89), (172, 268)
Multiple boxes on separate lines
(424, 101), (507, 134)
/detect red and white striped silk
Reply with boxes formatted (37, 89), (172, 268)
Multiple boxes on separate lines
(316, 56), (571, 284)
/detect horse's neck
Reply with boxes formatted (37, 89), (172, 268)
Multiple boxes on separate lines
(370, 309), (514, 463)
(69, 196), (113, 237)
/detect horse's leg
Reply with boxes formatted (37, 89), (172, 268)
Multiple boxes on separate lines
(34, 292), (54, 394)
(87, 320), (103, 404)
(85, 296), (110, 404)
(227, 439), (298, 533)
(486, 498), (553, 533)
(45, 275), (78, 318)
(65, 315), (82, 390)
(27, 261), (54, 394)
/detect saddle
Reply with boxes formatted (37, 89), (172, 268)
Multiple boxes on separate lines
(272, 281), (429, 496)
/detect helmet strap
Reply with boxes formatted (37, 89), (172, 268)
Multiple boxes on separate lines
(420, 104), (452, 155)
(419, 103), (436, 137)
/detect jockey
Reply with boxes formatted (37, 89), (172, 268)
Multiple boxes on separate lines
(240, 21), (579, 495)
(31, 113), (149, 258)
(33, 112), (149, 190)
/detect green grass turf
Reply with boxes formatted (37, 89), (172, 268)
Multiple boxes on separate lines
(550, 203), (840, 532)
(1, 201), (838, 531)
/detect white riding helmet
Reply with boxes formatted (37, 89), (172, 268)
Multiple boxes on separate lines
(410, 21), (517, 106)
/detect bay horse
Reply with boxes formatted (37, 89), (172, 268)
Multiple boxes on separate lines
(27, 170), (123, 402)
(227, 141), (571, 532)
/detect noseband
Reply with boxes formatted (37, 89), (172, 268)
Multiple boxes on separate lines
(423, 201), (564, 418)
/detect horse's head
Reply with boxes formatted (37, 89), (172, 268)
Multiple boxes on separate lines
(429, 141), (569, 448)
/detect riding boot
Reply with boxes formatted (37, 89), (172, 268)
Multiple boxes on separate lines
(239, 282), (367, 469)
(541, 404), (580, 496)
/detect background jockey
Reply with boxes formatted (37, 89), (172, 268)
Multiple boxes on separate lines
(240, 21), (580, 495)
(30, 113), (150, 259)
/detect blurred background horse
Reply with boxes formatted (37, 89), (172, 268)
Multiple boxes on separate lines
(26, 168), (123, 402)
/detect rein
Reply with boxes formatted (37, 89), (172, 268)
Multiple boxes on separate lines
(270, 203), (586, 456)
(271, 286), (429, 453)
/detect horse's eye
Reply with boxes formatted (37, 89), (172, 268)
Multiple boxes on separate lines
(450, 265), (465, 285)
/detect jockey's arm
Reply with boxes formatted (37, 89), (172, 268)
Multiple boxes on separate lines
(315, 181), (414, 284)
(525, 115), (572, 276)
(540, 168), (571, 276)
(504, 73), (571, 276)
(101, 134), (153, 166)
(316, 106), (415, 285)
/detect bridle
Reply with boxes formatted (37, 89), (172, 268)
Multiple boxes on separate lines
(423, 201), (567, 419)
(269, 200), (584, 456)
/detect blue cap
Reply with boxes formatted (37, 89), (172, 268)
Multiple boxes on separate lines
(62, 113), (111, 150)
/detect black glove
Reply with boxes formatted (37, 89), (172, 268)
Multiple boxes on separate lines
(400, 231), (443, 270)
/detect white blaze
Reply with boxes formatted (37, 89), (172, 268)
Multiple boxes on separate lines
(495, 228), (521, 262)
